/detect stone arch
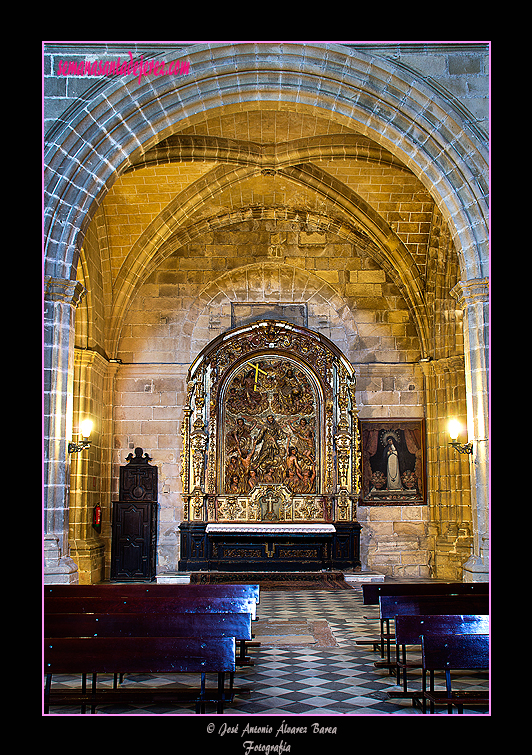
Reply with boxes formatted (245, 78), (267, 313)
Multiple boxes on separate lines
(44, 42), (488, 285)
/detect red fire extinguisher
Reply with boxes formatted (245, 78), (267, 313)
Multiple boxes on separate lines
(92, 504), (101, 531)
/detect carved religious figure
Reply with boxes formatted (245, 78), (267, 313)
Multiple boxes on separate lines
(254, 414), (288, 476)
(222, 358), (318, 495)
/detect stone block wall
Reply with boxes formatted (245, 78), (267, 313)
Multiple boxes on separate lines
(111, 364), (187, 575)
(358, 505), (430, 578)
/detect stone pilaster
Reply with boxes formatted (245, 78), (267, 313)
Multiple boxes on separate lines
(43, 276), (86, 583)
(421, 355), (472, 580)
(68, 349), (117, 583)
(450, 278), (489, 581)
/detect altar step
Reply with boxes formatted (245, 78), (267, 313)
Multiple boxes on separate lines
(156, 571), (385, 585)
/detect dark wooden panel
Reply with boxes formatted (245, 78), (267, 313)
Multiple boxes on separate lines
(110, 502), (157, 581)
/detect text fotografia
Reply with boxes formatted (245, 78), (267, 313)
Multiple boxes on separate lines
(56, 52), (190, 84)
(207, 720), (338, 753)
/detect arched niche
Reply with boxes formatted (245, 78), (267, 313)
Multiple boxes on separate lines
(181, 320), (360, 525)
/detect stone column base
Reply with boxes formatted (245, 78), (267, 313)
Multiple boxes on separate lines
(462, 554), (489, 583)
(43, 535), (79, 584)
(69, 538), (105, 584)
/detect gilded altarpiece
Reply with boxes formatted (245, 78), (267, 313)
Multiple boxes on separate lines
(178, 321), (361, 571)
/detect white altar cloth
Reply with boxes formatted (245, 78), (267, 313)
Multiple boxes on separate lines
(206, 523), (336, 535)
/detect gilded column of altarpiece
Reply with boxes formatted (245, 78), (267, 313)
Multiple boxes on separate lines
(180, 321), (361, 527)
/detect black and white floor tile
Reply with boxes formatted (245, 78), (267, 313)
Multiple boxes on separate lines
(45, 588), (489, 716)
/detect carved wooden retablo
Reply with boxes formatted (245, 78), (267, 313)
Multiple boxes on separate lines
(181, 320), (360, 524)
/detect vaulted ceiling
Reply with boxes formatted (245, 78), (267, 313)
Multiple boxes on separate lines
(83, 109), (444, 356)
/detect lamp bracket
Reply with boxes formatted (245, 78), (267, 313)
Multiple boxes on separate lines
(449, 441), (473, 455)
(68, 440), (91, 454)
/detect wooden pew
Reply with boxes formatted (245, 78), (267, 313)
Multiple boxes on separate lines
(376, 595), (489, 671)
(44, 612), (249, 712)
(390, 614), (489, 703)
(44, 583), (260, 605)
(361, 581), (488, 606)
(44, 587), (259, 714)
(44, 584), (260, 665)
(358, 582), (489, 656)
(44, 611), (252, 642)
(44, 635), (236, 714)
(421, 633), (489, 714)
(45, 596), (255, 694)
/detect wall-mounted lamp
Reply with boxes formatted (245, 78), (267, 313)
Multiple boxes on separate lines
(68, 419), (93, 454)
(448, 419), (473, 455)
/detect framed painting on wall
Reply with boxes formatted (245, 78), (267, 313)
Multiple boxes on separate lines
(359, 419), (426, 505)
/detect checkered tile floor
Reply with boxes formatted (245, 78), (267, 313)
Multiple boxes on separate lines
(45, 588), (489, 715)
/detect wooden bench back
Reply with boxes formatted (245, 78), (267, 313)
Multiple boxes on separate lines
(421, 633), (489, 672)
(44, 583), (260, 603)
(394, 614), (489, 645)
(44, 611), (252, 640)
(362, 582), (488, 605)
(44, 636), (236, 675)
(379, 594), (489, 620)
(44, 595), (256, 616)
